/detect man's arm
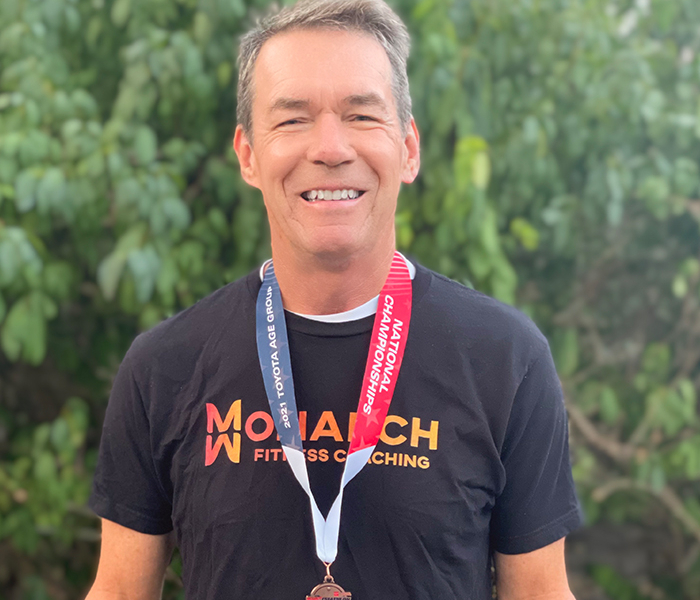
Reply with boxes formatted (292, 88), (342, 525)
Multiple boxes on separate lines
(86, 519), (176, 600)
(494, 538), (576, 600)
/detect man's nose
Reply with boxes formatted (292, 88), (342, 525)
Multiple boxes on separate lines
(306, 114), (357, 167)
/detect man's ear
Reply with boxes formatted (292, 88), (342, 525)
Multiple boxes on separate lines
(401, 117), (421, 184)
(233, 125), (261, 189)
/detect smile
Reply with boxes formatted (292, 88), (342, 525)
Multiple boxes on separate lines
(301, 189), (366, 201)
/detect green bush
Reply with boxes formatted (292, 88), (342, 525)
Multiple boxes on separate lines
(1, 0), (699, 597)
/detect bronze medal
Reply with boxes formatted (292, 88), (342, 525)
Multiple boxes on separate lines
(306, 575), (352, 599)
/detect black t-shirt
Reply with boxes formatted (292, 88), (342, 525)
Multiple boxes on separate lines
(90, 263), (582, 599)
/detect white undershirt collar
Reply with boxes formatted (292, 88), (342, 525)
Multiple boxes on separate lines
(259, 253), (416, 323)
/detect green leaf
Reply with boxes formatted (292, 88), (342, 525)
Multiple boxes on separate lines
(0, 226), (42, 288)
(641, 90), (666, 123)
(648, 388), (688, 437)
(680, 258), (700, 278)
(133, 126), (158, 166)
(150, 196), (191, 235)
(127, 245), (161, 304)
(672, 274), (688, 298)
(34, 451), (57, 483)
(18, 131), (51, 167)
(673, 157), (699, 197)
(490, 258), (517, 305)
(208, 208), (229, 239)
(77, 151), (105, 179)
(471, 152), (491, 191)
(650, 464), (666, 492)
(72, 90), (98, 118)
(42, 262), (73, 302)
(50, 418), (71, 454)
(467, 246), (491, 280)
(0, 157), (18, 185)
(111, 0), (131, 27)
(677, 380), (697, 426)
(14, 170), (37, 213)
(65, 6), (81, 33)
(0, 243), (18, 288)
(139, 305), (162, 331)
(672, 437), (700, 479)
(62, 397), (89, 450)
(395, 210), (414, 250)
(36, 167), (66, 214)
(217, 62), (232, 87)
(641, 343), (671, 383)
(41, 295), (57, 319)
(176, 240), (205, 277)
(193, 12), (212, 45)
(33, 423), (51, 451)
(523, 116), (540, 144)
(637, 176), (671, 220)
(162, 138), (186, 161)
(552, 328), (579, 378)
(0, 293), (51, 365)
(510, 217), (540, 251)
(599, 386), (620, 425)
(454, 135), (488, 193)
(156, 256), (179, 307)
(97, 223), (148, 301)
(61, 119), (82, 140)
(115, 177), (143, 210)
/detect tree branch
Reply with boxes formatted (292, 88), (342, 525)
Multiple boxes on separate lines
(591, 478), (700, 545)
(565, 396), (636, 463)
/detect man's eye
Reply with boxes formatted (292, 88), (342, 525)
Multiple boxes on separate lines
(278, 119), (301, 127)
(353, 115), (377, 122)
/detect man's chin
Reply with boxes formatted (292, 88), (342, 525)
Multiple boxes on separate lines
(301, 239), (370, 267)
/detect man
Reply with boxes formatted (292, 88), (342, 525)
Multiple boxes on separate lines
(87, 0), (582, 598)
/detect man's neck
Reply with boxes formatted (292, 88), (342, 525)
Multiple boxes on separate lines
(269, 244), (397, 315)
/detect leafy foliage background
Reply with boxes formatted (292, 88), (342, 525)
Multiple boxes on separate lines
(1, 0), (700, 598)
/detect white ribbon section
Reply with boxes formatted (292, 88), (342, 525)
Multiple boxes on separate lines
(283, 445), (375, 563)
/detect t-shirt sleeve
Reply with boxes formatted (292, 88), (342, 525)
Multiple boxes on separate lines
(490, 343), (583, 554)
(89, 350), (173, 535)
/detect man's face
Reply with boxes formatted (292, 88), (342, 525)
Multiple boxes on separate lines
(234, 28), (420, 262)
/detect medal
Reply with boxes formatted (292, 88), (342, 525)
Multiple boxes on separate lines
(256, 252), (412, 588)
(306, 564), (352, 599)
(306, 580), (352, 599)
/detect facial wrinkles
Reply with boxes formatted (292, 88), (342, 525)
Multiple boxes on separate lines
(257, 96), (402, 208)
(256, 42), (398, 128)
(247, 29), (410, 257)
(262, 94), (396, 136)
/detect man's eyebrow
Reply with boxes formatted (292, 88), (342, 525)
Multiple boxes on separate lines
(343, 93), (388, 110)
(268, 97), (310, 113)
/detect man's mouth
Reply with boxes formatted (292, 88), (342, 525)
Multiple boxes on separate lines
(300, 189), (366, 202)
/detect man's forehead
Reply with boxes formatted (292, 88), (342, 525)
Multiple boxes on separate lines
(250, 28), (397, 123)
(254, 27), (392, 84)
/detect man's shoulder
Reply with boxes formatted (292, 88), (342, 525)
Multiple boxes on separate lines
(415, 264), (549, 359)
(126, 270), (258, 370)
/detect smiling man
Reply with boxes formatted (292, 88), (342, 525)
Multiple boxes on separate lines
(86, 1), (582, 599)
(233, 20), (420, 315)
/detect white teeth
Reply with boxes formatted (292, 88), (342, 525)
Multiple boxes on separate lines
(303, 189), (363, 201)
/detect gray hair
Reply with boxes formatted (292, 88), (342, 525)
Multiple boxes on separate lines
(236, 0), (412, 141)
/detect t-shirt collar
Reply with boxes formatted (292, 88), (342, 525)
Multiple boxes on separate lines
(258, 253), (416, 323)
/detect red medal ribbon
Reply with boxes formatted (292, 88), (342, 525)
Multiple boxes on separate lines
(349, 252), (412, 454)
